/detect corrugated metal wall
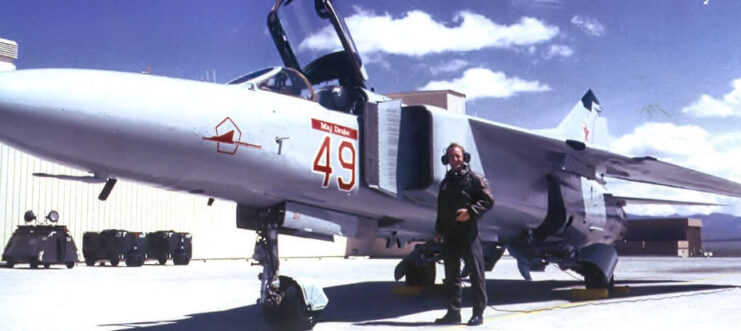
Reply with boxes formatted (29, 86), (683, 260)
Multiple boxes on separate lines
(0, 143), (347, 260)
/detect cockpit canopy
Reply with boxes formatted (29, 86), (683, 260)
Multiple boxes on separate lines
(228, 66), (315, 101)
(228, 0), (370, 113)
(268, 0), (367, 89)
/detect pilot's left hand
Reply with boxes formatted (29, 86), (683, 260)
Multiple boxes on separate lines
(455, 208), (470, 222)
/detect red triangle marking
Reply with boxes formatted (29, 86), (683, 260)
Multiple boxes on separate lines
(203, 130), (235, 144)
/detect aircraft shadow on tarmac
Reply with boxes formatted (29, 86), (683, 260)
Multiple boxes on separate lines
(102, 278), (736, 330)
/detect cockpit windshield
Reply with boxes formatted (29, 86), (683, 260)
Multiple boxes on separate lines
(228, 67), (315, 101)
(268, 0), (367, 88)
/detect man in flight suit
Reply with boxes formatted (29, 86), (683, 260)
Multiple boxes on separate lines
(434, 143), (494, 326)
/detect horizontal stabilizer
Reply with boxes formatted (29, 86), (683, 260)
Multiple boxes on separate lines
(604, 193), (724, 207)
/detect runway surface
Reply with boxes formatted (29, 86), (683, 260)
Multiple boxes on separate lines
(1, 256), (741, 330)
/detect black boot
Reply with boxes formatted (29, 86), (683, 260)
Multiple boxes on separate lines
(467, 314), (483, 326)
(435, 311), (461, 324)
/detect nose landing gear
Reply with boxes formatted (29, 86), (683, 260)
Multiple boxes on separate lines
(252, 212), (327, 330)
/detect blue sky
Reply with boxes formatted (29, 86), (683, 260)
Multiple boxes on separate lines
(2, 0), (741, 215)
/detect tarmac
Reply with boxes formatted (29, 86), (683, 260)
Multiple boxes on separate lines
(1, 255), (741, 330)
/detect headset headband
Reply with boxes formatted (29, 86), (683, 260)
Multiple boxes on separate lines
(441, 143), (471, 165)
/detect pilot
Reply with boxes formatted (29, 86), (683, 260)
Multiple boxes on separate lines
(434, 143), (494, 326)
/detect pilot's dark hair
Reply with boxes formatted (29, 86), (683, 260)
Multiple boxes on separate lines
(441, 142), (471, 165)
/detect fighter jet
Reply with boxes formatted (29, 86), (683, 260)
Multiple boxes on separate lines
(1, 0), (740, 329)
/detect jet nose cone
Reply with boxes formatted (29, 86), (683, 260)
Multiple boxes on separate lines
(0, 69), (112, 154)
(0, 68), (94, 105)
(0, 69), (125, 128)
(0, 70), (60, 155)
(0, 69), (75, 122)
(2, 68), (73, 114)
(0, 70), (43, 134)
(0, 70), (34, 108)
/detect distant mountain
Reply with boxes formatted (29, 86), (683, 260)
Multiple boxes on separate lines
(628, 213), (741, 256)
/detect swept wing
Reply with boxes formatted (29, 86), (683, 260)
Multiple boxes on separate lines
(469, 117), (741, 198)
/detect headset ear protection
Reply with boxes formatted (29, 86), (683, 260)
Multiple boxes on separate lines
(441, 144), (471, 165)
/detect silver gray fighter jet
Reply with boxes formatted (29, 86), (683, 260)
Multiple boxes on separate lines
(1, 0), (739, 328)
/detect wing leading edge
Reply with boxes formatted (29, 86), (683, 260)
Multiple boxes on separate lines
(581, 147), (741, 198)
(604, 194), (724, 207)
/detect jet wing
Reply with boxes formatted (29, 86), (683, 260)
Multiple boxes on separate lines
(578, 147), (741, 197)
(469, 118), (741, 198)
(604, 194), (724, 207)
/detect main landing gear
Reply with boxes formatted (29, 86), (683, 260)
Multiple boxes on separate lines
(252, 213), (327, 330)
(394, 242), (439, 286)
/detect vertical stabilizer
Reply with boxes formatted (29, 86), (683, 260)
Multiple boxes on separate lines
(551, 90), (610, 148)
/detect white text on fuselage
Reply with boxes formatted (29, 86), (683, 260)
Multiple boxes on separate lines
(311, 118), (358, 140)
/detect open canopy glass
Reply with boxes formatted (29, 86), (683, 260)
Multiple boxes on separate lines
(268, 0), (367, 88)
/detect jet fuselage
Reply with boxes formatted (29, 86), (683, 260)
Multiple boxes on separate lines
(0, 68), (624, 248)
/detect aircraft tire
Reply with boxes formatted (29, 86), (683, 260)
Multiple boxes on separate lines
(582, 264), (613, 289)
(263, 277), (318, 330)
(66, 262), (75, 269)
(173, 250), (190, 265)
(85, 258), (96, 266)
(6, 259), (14, 268)
(43, 263), (51, 269)
(404, 262), (436, 286)
(126, 251), (144, 267)
(30, 259), (39, 269)
(109, 257), (120, 267)
(158, 257), (167, 265)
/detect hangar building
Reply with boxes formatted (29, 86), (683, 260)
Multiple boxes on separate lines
(616, 218), (703, 257)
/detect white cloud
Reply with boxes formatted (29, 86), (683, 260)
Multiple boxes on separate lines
(611, 122), (709, 159)
(429, 59), (470, 75)
(419, 67), (550, 100)
(682, 79), (741, 118)
(609, 122), (741, 216)
(300, 10), (559, 56)
(571, 15), (605, 36)
(361, 52), (392, 70)
(544, 44), (573, 59)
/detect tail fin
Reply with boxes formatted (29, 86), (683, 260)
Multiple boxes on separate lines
(552, 90), (611, 148)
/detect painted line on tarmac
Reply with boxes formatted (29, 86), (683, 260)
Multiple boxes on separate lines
(470, 273), (741, 328)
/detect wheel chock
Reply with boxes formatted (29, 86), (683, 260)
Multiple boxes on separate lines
(610, 286), (631, 296)
(392, 285), (425, 296)
(569, 288), (609, 300)
(392, 284), (444, 296)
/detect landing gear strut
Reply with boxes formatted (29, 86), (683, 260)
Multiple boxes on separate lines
(253, 218), (282, 312)
(248, 206), (327, 330)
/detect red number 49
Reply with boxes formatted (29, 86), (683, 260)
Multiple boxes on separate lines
(312, 136), (356, 191)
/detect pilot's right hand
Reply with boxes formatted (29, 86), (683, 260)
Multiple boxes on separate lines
(433, 233), (443, 244)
